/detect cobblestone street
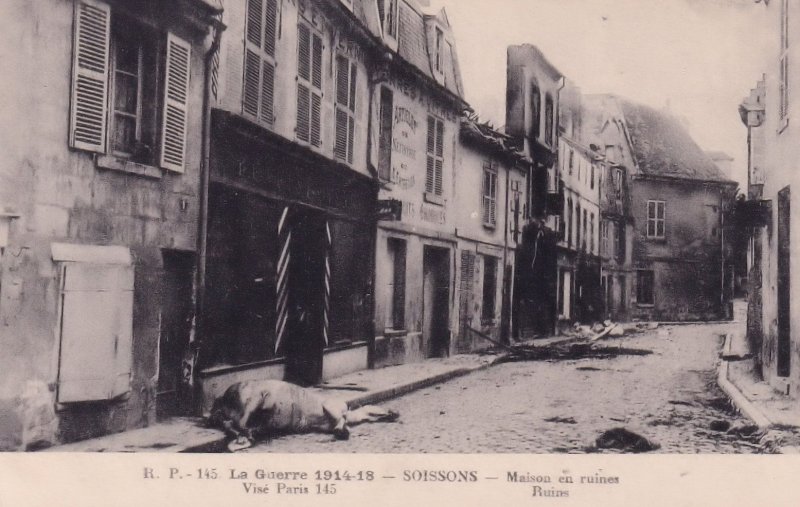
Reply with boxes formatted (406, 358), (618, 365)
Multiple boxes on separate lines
(243, 320), (775, 454)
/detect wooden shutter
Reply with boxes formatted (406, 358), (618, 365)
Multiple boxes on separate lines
(310, 91), (322, 146)
(69, 0), (111, 153)
(297, 84), (310, 142)
(335, 109), (348, 161)
(243, 0), (277, 124)
(311, 33), (323, 90)
(298, 24), (311, 81)
(426, 116), (435, 193)
(435, 119), (444, 195)
(160, 33), (191, 172)
(335, 57), (357, 163)
(57, 263), (134, 403)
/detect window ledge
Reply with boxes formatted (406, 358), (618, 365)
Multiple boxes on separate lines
(424, 192), (444, 206)
(384, 329), (408, 338)
(96, 155), (162, 180)
(636, 303), (655, 308)
(482, 221), (497, 230)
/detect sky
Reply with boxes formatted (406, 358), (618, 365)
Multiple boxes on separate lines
(434, 0), (773, 190)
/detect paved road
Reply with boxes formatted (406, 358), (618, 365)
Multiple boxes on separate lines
(244, 321), (768, 453)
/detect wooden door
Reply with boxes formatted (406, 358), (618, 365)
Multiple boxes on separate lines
(778, 186), (791, 378)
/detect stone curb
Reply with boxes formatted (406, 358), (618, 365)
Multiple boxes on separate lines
(182, 357), (503, 452)
(716, 334), (772, 430)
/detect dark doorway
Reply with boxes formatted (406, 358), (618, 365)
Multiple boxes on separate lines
(423, 246), (451, 358)
(284, 209), (327, 386)
(157, 250), (195, 419)
(778, 186), (791, 378)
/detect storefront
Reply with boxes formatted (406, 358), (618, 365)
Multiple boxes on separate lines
(199, 111), (377, 406)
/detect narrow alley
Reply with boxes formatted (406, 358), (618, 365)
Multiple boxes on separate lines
(244, 320), (787, 454)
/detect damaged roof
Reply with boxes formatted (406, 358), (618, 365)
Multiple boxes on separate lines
(617, 99), (734, 184)
(460, 116), (528, 164)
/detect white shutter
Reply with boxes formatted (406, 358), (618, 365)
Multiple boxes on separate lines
(57, 263), (134, 403)
(160, 33), (191, 172)
(69, 0), (111, 153)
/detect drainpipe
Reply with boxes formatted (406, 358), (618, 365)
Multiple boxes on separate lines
(501, 157), (511, 343)
(195, 18), (225, 382)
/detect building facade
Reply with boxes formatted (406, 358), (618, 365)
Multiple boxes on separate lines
(583, 95), (635, 322)
(454, 118), (528, 351)
(198, 0), (382, 407)
(585, 95), (737, 323)
(505, 44), (563, 338)
(743, 0), (800, 397)
(371, 2), (469, 366)
(0, 0), (221, 450)
(553, 84), (603, 326)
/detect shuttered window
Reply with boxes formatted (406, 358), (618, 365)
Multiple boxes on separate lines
(297, 23), (323, 146)
(425, 116), (444, 196)
(160, 33), (191, 172)
(57, 262), (134, 403)
(70, 0), (112, 153)
(334, 55), (357, 164)
(69, 1), (190, 172)
(243, 0), (278, 126)
(482, 163), (497, 227)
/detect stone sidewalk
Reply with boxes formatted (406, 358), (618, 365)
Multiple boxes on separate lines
(43, 353), (502, 453)
(720, 329), (800, 429)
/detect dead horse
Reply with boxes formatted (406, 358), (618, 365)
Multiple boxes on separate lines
(207, 379), (400, 451)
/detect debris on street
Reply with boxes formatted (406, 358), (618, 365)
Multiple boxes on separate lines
(592, 428), (661, 453)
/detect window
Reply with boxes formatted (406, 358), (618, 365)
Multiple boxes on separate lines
(647, 200), (666, 239)
(434, 27), (444, 73)
(566, 197), (573, 246)
(589, 213), (595, 253)
(614, 169), (623, 198)
(601, 221), (609, 256)
(637, 270), (655, 306)
(69, 1), (191, 172)
(297, 22), (323, 147)
(781, 0), (789, 122)
(243, 0), (278, 127)
(334, 55), (357, 164)
(53, 244), (134, 403)
(582, 208), (588, 251)
(386, 238), (406, 330)
(426, 116), (445, 196)
(481, 256), (497, 322)
(482, 163), (498, 227)
(568, 149), (574, 175)
(529, 83), (541, 140)
(378, 0), (398, 38)
(591, 164), (595, 189)
(545, 94), (554, 146)
(378, 87), (393, 181)
(575, 202), (581, 250)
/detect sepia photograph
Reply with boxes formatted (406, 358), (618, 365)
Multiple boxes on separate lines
(1, 0), (800, 475)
